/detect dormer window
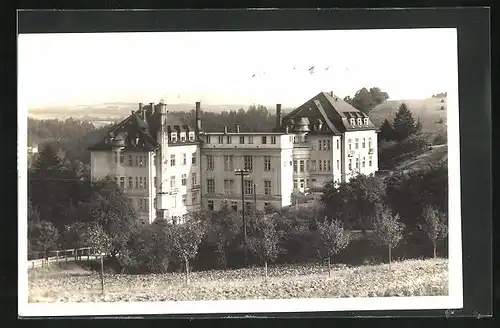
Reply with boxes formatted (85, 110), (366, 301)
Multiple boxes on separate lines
(171, 133), (177, 143)
(180, 132), (186, 142)
(364, 118), (369, 125)
(350, 118), (356, 126)
(357, 118), (362, 126)
(188, 132), (195, 141)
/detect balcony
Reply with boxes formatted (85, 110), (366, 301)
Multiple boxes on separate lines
(191, 184), (201, 190)
(169, 188), (178, 195)
(293, 142), (310, 149)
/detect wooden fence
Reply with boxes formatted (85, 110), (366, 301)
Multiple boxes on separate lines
(28, 247), (102, 269)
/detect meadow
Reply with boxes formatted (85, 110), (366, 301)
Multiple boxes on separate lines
(28, 258), (448, 303)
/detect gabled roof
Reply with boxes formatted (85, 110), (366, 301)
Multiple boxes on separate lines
(88, 104), (196, 151)
(283, 92), (377, 134)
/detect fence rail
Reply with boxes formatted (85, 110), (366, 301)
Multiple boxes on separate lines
(28, 246), (104, 269)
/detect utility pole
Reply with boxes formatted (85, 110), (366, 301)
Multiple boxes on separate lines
(235, 168), (250, 266)
(253, 182), (257, 214)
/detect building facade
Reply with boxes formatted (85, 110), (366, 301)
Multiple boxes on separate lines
(89, 92), (378, 223)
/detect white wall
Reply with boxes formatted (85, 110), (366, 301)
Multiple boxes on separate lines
(343, 130), (378, 181)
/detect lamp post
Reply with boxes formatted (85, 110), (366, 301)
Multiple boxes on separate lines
(235, 168), (250, 266)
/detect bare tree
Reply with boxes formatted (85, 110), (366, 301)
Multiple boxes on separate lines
(420, 206), (448, 258)
(373, 207), (405, 265)
(317, 219), (350, 277)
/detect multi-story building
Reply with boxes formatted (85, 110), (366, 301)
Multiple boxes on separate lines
(88, 92), (378, 223)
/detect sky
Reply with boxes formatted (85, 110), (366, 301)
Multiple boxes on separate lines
(18, 28), (458, 108)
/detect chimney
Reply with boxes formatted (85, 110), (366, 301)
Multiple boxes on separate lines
(285, 125), (289, 134)
(195, 101), (202, 132)
(276, 104), (282, 130)
(330, 91), (333, 97)
(224, 125), (228, 134)
(131, 110), (135, 115)
(235, 124), (240, 133)
(139, 103), (143, 111)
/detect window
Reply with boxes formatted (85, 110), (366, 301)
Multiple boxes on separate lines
(362, 157), (366, 167)
(139, 198), (148, 212)
(348, 139), (352, 150)
(207, 179), (215, 194)
(114, 153), (118, 164)
(305, 160), (309, 172)
(224, 179), (234, 194)
(154, 177), (157, 188)
(226, 136), (231, 144)
(248, 136), (253, 144)
(182, 153), (187, 165)
(171, 133), (177, 143)
(170, 176), (176, 188)
(139, 177), (143, 189)
(264, 156), (271, 171)
(368, 137), (372, 149)
(264, 180), (271, 195)
(311, 178), (316, 185)
(128, 155), (133, 166)
(355, 138), (359, 149)
(189, 132), (195, 141)
(348, 159), (352, 170)
(357, 118), (363, 125)
(311, 160), (316, 171)
(231, 201), (238, 211)
(350, 118), (355, 126)
(271, 136), (277, 144)
(119, 177), (125, 189)
(224, 155), (234, 171)
(191, 173), (197, 186)
(180, 133), (186, 142)
(327, 160), (331, 171)
(364, 118), (369, 125)
(206, 155), (214, 170)
(300, 179), (304, 189)
(128, 177), (133, 188)
(355, 157), (359, 169)
(261, 136), (267, 144)
(244, 180), (254, 195)
(293, 160), (297, 173)
(362, 138), (366, 148)
(192, 192), (197, 205)
(181, 174), (187, 186)
(182, 194), (187, 206)
(369, 156), (373, 167)
(319, 161), (323, 172)
(318, 140), (322, 151)
(206, 135), (211, 143)
(207, 200), (214, 211)
(135, 177), (139, 188)
(240, 136), (245, 144)
(218, 136), (224, 144)
(244, 155), (253, 171)
(336, 139), (340, 149)
(327, 140), (331, 150)
(192, 152), (197, 165)
(293, 179), (298, 188)
(337, 160), (340, 170)
(299, 160), (304, 172)
(119, 153), (124, 164)
(144, 176), (147, 189)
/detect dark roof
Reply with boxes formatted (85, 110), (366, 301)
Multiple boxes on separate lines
(283, 92), (377, 134)
(88, 104), (196, 151)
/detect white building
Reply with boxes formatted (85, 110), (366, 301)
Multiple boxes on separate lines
(89, 92), (378, 223)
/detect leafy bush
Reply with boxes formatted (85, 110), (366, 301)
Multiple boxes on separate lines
(378, 133), (430, 169)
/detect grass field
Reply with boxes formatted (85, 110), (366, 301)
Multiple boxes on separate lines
(28, 258), (448, 303)
(369, 97), (447, 133)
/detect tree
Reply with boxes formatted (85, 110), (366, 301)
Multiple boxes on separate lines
(28, 220), (60, 260)
(372, 206), (405, 265)
(369, 87), (390, 106)
(379, 119), (394, 141)
(346, 87), (390, 113)
(247, 212), (281, 281)
(420, 206), (448, 258)
(316, 219), (350, 277)
(81, 222), (112, 295)
(392, 103), (418, 142)
(86, 176), (138, 259)
(168, 216), (205, 284)
(322, 175), (386, 231)
(209, 203), (242, 269)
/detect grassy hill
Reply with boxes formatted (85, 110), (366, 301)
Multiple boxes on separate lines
(369, 97), (447, 134)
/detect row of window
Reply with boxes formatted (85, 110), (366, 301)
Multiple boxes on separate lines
(206, 200), (271, 212)
(294, 178), (316, 189)
(207, 135), (278, 145)
(169, 152), (197, 167)
(293, 159), (338, 173)
(169, 132), (196, 143)
(348, 137), (372, 151)
(206, 179), (272, 196)
(348, 156), (373, 170)
(350, 117), (370, 126)
(155, 173), (198, 189)
(206, 155), (272, 172)
(113, 153), (148, 167)
(114, 176), (148, 190)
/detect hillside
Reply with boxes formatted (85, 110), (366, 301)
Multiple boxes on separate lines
(369, 97), (447, 133)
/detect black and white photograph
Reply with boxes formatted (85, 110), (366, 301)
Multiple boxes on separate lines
(18, 15), (466, 317)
